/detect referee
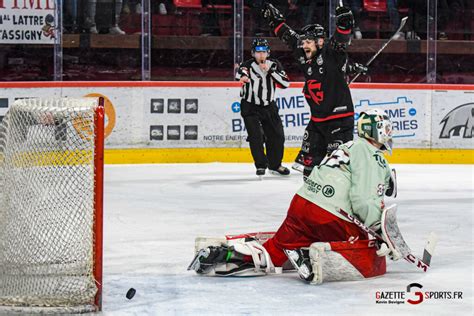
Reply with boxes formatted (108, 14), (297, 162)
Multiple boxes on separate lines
(235, 38), (290, 177)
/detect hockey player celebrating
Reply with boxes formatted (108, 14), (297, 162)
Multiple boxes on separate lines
(188, 109), (400, 283)
(260, 3), (368, 177)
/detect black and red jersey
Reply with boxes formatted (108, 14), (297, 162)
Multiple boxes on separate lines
(275, 23), (354, 122)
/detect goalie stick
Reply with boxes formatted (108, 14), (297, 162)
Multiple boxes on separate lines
(336, 206), (438, 272)
(350, 16), (408, 84)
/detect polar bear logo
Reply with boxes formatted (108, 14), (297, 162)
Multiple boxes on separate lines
(439, 103), (473, 139)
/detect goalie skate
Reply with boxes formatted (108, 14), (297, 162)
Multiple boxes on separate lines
(284, 249), (313, 281)
(187, 248), (209, 273)
(187, 246), (229, 274)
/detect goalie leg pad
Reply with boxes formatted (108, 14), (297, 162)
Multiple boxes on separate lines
(308, 239), (386, 284)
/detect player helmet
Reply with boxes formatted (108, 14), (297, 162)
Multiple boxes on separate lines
(357, 109), (393, 153)
(251, 38), (270, 55)
(300, 24), (326, 41)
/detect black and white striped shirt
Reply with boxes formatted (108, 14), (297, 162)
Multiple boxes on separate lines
(235, 59), (290, 106)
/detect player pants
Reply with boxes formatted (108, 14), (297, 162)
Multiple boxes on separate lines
(295, 116), (354, 177)
(262, 194), (368, 267)
(241, 100), (285, 170)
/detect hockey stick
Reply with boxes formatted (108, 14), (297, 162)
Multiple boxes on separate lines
(336, 208), (437, 272)
(350, 16), (408, 84)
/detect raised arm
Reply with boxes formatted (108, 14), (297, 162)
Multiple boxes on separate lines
(261, 3), (300, 50)
(330, 6), (354, 52)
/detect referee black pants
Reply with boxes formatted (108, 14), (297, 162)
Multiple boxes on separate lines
(241, 100), (285, 170)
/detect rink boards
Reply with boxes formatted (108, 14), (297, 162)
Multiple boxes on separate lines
(0, 82), (472, 164)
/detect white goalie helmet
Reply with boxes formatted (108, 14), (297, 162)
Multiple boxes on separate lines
(357, 108), (393, 153)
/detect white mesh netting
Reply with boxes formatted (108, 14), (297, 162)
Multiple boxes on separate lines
(0, 98), (101, 313)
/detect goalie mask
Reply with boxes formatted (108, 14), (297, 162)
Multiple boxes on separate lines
(357, 109), (393, 153)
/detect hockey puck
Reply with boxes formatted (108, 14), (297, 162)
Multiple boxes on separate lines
(126, 288), (136, 300)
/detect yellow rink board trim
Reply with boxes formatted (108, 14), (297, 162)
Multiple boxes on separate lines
(104, 148), (474, 165)
(8, 150), (93, 167)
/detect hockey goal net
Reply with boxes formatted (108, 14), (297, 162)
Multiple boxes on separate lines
(0, 98), (104, 313)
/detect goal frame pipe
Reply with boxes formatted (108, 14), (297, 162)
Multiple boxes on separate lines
(94, 97), (105, 311)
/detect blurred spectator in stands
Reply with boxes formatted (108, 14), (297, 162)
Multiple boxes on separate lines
(450, 0), (473, 40)
(271, 0), (291, 17)
(200, 0), (223, 36)
(64, 0), (79, 33)
(155, 0), (173, 15)
(242, 0), (291, 36)
(296, 0), (326, 27)
(387, 0), (403, 39)
(343, 0), (363, 39)
(84, 0), (126, 34)
(401, 0), (449, 40)
(245, 0), (267, 36)
(123, 0), (140, 14)
(123, 1), (171, 15)
(438, 0), (450, 40)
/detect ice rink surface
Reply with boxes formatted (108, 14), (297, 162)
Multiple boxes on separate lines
(102, 163), (473, 316)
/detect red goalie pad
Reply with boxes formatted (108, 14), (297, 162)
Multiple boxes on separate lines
(323, 239), (386, 279)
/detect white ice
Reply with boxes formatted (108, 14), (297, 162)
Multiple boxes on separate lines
(102, 163), (473, 315)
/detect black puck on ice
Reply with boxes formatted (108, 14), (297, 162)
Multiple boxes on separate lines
(126, 288), (136, 300)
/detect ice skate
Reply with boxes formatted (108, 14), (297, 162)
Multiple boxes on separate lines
(269, 166), (290, 176)
(256, 168), (266, 179)
(187, 246), (230, 274)
(292, 153), (305, 173)
(291, 162), (304, 173)
(284, 249), (313, 281)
